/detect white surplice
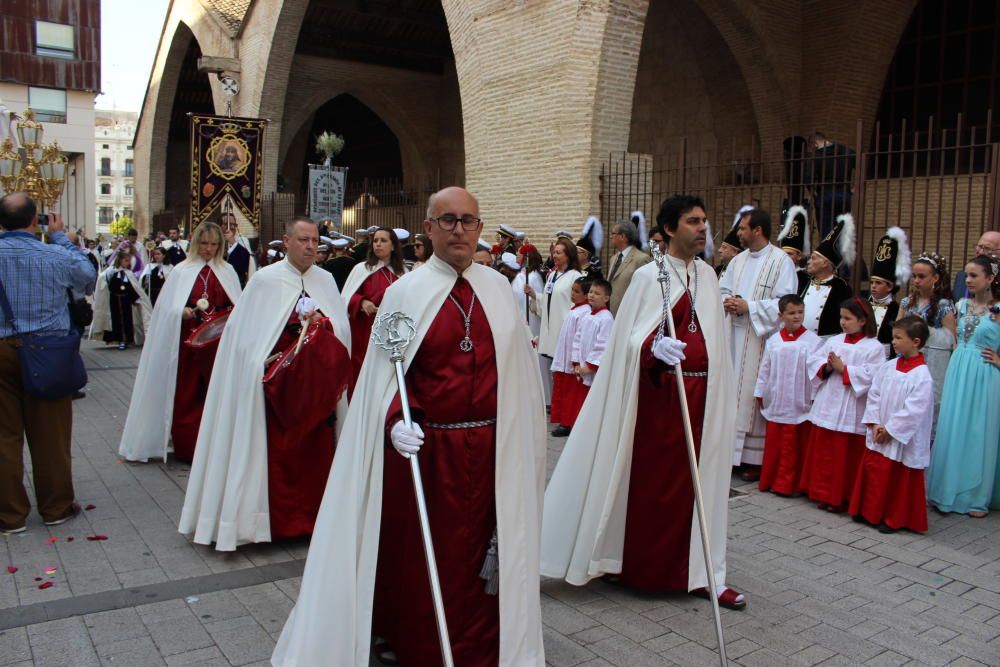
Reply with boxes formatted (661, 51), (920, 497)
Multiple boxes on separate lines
(511, 269), (544, 337)
(719, 244), (797, 465)
(551, 304), (588, 373)
(754, 327), (823, 425)
(861, 358), (934, 469)
(117, 259), (242, 462)
(541, 256), (735, 592)
(538, 269), (581, 357)
(572, 308), (614, 387)
(807, 335), (886, 435)
(271, 254), (547, 667)
(89, 267), (153, 344)
(178, 260), (350, 552)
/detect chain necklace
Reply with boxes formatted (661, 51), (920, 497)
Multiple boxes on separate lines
(961, 299), (993, 343)
(667, 257), (700, 333)
(448, 292), (477, 352)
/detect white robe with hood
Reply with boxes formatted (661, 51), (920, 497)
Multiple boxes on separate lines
(272, 254), (547, 667)
(117, 258), (241, 462)
(89, 266), (153, 344)
(178, 260), (350, 551)
(541, 256), (735, 592)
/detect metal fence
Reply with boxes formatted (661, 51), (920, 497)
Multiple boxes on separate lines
(600, 113), (999, 288)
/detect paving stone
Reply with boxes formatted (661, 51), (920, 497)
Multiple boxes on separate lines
(202, 615), (274, 666)
(83, 608), (148, 646)
(542, 626), (596, 666)
(789, 643), (836, 664)
(591, 605), (667, 643)
(96, 636), (165, 666)
(0, 627), (31, 664)
(863, 649), (912, 666)
(163, 646), (229, 666)
(541, 594), (602, 635)
(869, 628), (958, 666)
(588, 635), (672, 667)
(184, 590), (247, 623)
(939, 633), (999, 666)
(143, 609), (214, 657)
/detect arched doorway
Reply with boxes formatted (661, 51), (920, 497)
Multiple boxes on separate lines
(162, 27), (214, 231)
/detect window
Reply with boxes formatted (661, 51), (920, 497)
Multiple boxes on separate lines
(124, 184), (134, 198)
(35, 21), (74, 59)
(99, 207), (113, 226)
(100, 158), (111, 176)
(102, 144), (109, 149)
(28, 87), (67, 124)
(123, 208), (133, 219)
(124, 159), (134, 177)
(100, 183), (111, 195)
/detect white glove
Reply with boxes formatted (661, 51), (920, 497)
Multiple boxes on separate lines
(391, 420), (425, 459)
(652, 336), (687, 365)
(295, 296), (318, 320)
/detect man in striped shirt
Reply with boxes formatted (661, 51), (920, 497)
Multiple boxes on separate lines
(0, 192), (96, 534)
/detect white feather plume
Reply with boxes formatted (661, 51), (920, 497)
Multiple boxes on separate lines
(630, 210), (648, 249)
(582, 215), (603, 253)
(703, 219), (715, 260)
(835, 213), (856, 267)
(732, 204), (755, 230)
(886, 226), (912, 284)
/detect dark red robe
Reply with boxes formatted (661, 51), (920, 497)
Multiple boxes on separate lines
(620, 293), (708, 592)
(348, 267), (399, 386)
(759, 421), (812, 496)
(264, 313), (351, 540)
(172, 266), (232, 463)
(373, 277), (500, 667)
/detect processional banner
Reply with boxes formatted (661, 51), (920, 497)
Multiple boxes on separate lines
(189, 114), (267, 228)
(308, 165), (347, 229)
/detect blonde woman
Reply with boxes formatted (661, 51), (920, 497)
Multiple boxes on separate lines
(119, 222), (242, 463)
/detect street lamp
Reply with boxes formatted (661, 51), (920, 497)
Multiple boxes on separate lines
(0, 108), (69, 210)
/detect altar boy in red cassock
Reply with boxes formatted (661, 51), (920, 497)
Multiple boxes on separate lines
(179, 217), (351, 551)
(272, 187), (547, 667)
(542, 195), (746, 611)
(755, 294), (822, 495)
(850, 316), (933, 533)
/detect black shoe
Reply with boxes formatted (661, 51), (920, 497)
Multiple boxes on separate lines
(72, 391), (86, 400)
(551, 425), (571, 437)
(118, 342), (127, 350)
(44, 502), (82, 526)
(877, 523), (899, 534)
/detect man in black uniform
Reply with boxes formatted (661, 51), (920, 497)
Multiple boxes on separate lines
(798, 215), (854, 338)
(807, 132), (856, 239)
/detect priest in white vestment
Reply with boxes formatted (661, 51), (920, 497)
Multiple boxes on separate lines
(719, 208), (797, 475)
(179, 218), (351, 551)
(272, 187), (547, 666)
(542, 194), (746, 610)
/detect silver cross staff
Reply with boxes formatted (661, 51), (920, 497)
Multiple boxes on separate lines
(371, 311), (454, 667)
(648, 241), (729, 667)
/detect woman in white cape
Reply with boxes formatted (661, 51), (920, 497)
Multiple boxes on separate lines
(341, 227), (407, 385)
(272, 253), (547, 667)
(530, 237), (581, 405)
(117, 222), (241, 463)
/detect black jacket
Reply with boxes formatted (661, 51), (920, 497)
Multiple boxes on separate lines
(798, 272), (853, 337)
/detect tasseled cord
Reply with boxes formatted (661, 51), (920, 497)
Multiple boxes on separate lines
(479, 530), (499, 595)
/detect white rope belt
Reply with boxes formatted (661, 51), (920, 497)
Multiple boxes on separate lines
(682, 371), (708, 377)
(423, 418), (497, 430)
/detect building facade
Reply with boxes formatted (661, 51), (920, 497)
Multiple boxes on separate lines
(133, 0), (998, 261)
(0, 0), (100, 237)
(94, 110), (137, 235)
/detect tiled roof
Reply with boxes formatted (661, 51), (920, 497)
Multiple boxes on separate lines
(199, 0), (252, 36)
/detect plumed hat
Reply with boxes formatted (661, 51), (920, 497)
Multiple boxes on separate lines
(576, 216), (603, 256)
(778, 205), (810, 255)
(722, 205), (753, 251)
(870, 227), (912, 285)
(630, 210), (649, 249)
(814, 213), (856, 268)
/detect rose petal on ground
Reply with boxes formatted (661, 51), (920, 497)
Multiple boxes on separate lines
(38, 582), (53, 589)
(34, 577), (42, 581)
(85, 504), (96, 510)
(44, 566), (57, 575)
(86, 535), (109, 541)
(47, 537), (57, 543)
(6, 566), (16, 574)
(66, 537), (74, 542)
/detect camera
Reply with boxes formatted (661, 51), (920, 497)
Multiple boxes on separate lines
(37, 213), (49, 232)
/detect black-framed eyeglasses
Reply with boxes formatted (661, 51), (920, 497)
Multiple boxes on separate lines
(431, 214), (482, 231)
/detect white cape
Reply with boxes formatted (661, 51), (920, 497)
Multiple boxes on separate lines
(272, 254), (547, 667)
(178, 260), (351, 551)
(538, 269), (581, 356)
(541, 257), (735, 591)
(89, 267), (153, 344)
(118, 259), (242, 462)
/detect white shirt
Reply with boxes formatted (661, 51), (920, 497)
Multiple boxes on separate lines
(807, 334), (886, 434)
(803, 277), (834, 334)
(551, 304), (589, 373)
(572, 308), (614, 387)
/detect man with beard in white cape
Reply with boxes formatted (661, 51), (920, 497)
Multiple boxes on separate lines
(272, 187), (547, 667)
(117, 222), (242, 463)
(179, 217), (351, 551)
(541, 194), (747, 610)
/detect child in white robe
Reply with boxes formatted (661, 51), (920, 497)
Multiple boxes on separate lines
(755, 294), (822, 496)
(565, 279), (614, 426)
(549, 276), (592, 436)
(850, 316), (933, 533)
(800, 297), (886, 512)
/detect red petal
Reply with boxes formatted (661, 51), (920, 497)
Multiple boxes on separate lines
(86, 535), (109, 541)
(34, 577), (42, 581)
(5, 566), (16, 574)
(47, 537), (58, 543)
(38, 582), (54, 589)
(66, 537), (75, 542)
(85, 504), (96, 510)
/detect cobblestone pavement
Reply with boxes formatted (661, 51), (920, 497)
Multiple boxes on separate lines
(2, 342), (998, 666)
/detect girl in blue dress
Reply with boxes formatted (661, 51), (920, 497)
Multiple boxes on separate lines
(927, 256), (1000, 517)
